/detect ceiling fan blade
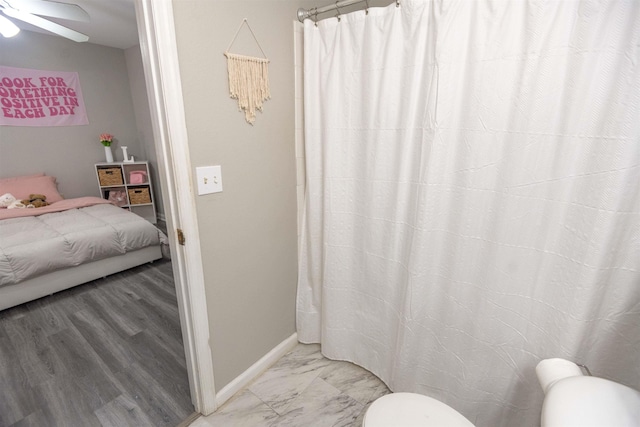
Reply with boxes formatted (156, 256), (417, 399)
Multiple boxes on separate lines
(2, 8), (88, 42)
(7, 0), (89, 21)
(0, 14), (20, 37)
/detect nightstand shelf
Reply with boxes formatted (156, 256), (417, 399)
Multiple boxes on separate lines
(95, 161), (157, 224)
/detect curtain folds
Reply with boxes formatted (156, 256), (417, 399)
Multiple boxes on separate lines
(297, 1), (640, 425)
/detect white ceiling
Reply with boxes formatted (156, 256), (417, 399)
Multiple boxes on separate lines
(12, 0), (139, 50)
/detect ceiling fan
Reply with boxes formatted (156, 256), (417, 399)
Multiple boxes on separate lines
(0, 0), (89, 42)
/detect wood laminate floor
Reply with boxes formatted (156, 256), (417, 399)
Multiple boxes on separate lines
(0, 259), (194, 427)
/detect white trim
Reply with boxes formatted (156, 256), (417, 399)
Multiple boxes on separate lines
(135, 0), (217, 415)
(215, 333), (299, 406)
(157, 212), (166, 222)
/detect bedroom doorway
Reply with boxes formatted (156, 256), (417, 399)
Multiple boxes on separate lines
(134, 0), (217, 416)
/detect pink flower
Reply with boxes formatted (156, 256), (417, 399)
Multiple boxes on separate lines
(99, 133), (114, 146)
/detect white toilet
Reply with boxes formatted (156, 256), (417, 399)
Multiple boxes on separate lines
(362, 392), (474, 427)
(362, 358), (640, 426)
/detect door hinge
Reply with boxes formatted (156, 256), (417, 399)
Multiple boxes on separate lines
(177, 228), (185, 246)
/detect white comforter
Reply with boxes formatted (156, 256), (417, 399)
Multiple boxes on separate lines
(0, 201), (163, 287)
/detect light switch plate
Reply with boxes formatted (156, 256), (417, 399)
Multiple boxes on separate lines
(196, 165), (223, 195)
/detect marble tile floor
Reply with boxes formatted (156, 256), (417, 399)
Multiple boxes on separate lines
(191, 343), (390, 427)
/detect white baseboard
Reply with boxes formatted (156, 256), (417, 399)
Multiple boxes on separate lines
(215, 333), (298, 407)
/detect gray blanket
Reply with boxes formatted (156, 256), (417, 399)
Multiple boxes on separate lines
(0, 203), (164, 287)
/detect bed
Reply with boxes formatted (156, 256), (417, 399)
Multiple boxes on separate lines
(0, 173), (167, 311)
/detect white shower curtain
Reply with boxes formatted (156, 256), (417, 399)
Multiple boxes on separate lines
(297, 0), (640, 425)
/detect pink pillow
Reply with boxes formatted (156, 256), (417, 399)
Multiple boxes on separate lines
(0, 175), (63, 203)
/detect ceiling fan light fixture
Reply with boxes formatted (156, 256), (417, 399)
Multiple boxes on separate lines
(2, 5), (88, 43)
(0, 14), (19, 37)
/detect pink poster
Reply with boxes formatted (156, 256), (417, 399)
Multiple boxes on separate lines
(0, 65), (89, 127)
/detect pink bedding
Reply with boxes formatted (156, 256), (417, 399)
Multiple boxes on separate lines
(0, 197), (112, 220)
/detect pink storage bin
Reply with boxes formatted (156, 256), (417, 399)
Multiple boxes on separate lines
(129, 171), (147, 184)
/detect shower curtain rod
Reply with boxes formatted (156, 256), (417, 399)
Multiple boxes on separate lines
(297, 0), (368, 22)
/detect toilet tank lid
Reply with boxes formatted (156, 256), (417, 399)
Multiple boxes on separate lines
(542, 376), (640, 427)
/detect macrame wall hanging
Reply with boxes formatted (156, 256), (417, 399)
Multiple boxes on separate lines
(224, 19), (271, 125)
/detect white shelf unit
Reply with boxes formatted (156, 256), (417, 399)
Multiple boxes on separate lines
(95, 161), (157, 224)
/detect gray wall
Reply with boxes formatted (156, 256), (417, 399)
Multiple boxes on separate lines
(125, 45), (164, 218)
(0, 31), (146, 202)
(170, 0), (394, 394)
(172, 0), (305, 390)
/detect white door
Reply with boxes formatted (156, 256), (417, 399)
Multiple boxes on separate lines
(134, 0), (217, 415)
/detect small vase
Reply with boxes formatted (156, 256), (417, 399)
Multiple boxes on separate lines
(104, 146), (114, 163)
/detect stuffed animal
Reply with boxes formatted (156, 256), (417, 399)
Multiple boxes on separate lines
(20, 193), (49, 208)
(8, 200), (26, 209)
(0, 193), (16, 208)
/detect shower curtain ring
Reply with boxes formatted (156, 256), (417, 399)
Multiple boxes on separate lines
(365, 0), (369, 14)
(335, 1), (341, 21)
(396, 0), (400, 7)
(312, 7), (318, 26)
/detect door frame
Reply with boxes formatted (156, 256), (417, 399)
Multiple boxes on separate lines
(134, 0), (217, 415)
